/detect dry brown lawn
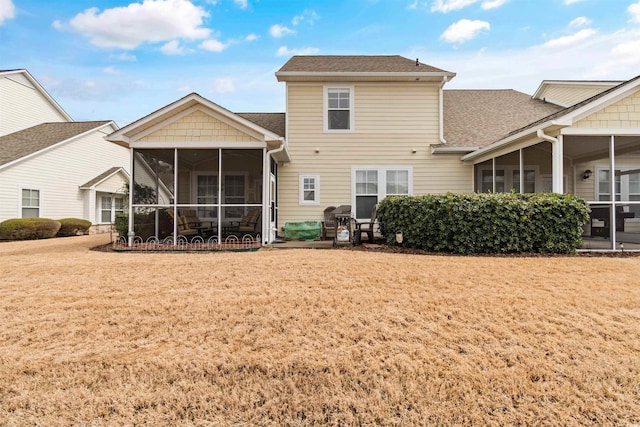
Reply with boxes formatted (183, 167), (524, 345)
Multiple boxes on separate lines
(1, 235), (639, 426)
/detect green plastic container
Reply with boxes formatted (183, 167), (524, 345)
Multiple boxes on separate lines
(284, 221), (322, 241)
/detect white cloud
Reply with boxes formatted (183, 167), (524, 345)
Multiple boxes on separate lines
(269, 24), (295, 38)
(481, 0), (508, 10)
(440, 19), (490, 43)
(103, 66), (120, 75)
(213, 77), (236, 93)
(431, 0), (478, 13)
(112, 52), (137, 61)
(276, 45), (319, 56)
(292, 9), (319, 26)
(66, 0), (211, 49)
(199, 38), (226, 52)
(161, 40), (185, 55)
(245, 33), (259, 41)
(612, 39), (640, 65)
(564, 0), (587, 4)
(569, 16), (591, 28)
(0, 0), (15, 25)
(234, 0), (248, 9)
(52, 20), (63, 30)
(540, 28), (596, 48)
(629, 1), (640, 23)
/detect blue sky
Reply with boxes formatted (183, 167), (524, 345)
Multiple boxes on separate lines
(1, 0), (640, 127)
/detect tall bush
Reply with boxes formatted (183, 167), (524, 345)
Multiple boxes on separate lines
(56, 218), (92, 237)
(0, 218), (62, 240)
(377, 193), (589, 254)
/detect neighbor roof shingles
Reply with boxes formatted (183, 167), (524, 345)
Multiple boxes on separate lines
(443, 90), (563, 148)
(278, 55), (451, 74)
(0, 121), (111, 167)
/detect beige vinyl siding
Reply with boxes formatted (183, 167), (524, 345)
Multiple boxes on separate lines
(95, 173), (127, 193)
(0, 125), (129, 221)
(575, 90), (640, 129)
(540, 85), (615, 108)
(0, 74), (69, 137)
(138, 110), (260, 143)
(278, 82), (472, 226)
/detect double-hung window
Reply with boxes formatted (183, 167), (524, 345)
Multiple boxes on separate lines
(100, 196), (125, 223)
(299, 174), (320, 205)
(325, 86), (353, 131)
(353, 167), (412, 219)
(21, 189), (40, 218)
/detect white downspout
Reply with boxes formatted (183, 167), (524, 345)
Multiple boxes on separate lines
(264, 139), (286, 245)
(537, 129), (563, 194)
(439, 76), (448, 144)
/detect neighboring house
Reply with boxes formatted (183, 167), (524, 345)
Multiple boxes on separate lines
(106, 55), (640, 250)
(0, 69), (130, 231)
(0, 69), (72, 136)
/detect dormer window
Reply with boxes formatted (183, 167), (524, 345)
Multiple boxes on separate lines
(325, 86), (354, 132)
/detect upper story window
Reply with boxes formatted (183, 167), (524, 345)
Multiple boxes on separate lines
(325, 86), (354, 132)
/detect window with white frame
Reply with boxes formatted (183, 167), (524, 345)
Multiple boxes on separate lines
(21, 189), (40, 218)
(353, 167), (411, 219)
(299, 174), (320, 205)
(478, 166), (539, 193)
(100, 196), (125, 223)
(325, 87), (353, 131)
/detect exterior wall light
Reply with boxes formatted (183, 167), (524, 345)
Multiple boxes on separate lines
(583, 169), (592, 180)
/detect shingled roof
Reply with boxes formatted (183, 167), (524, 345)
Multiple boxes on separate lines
(237, 113), (285, 137)
(278, 55), (451, 73)
(0, 121), (111, 167)
(442, 90), (563, 148)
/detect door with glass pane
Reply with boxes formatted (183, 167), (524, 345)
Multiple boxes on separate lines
(224, 175), (245, 220)
(196, 175), (218, 220)
(355, 170), (378, 219)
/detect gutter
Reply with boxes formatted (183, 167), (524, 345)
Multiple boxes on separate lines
(439, 76), (447, 144)
(431, 146), (478, 154)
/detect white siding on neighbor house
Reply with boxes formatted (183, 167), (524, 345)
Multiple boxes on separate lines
(277, 82), (473, 226)
(0, 125), (130, 222)
(0, 73), (70, 136)
(539, 85), (615, 108)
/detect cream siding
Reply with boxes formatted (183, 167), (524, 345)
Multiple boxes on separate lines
(540, 85), (615, 108)
(0, 126), (130, 222)
(278, 82), (472, 225)
(138, 110), (260, 143)
(0, 74), (69, 136)
(574, 90), (640, 129)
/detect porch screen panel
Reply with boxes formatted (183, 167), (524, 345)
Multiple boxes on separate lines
(133, 149), (175, 205)
(221, 149), (263, 227)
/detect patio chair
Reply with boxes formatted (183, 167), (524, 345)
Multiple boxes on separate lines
(167, 209), (199, 237)
(354, 204), (377, 244)
(227, 208), (261, 236)
(179, 209), (215, 236)
(322, 206), (337, 240)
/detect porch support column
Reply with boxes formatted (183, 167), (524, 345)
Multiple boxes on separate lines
(519, 148), (524, 194)
(610, 135), (616, 250)
(262, 147), (269, 245)
(552, 135), (564, 194)
(492, 157), (496, 192)
(128, 147), (135, 246)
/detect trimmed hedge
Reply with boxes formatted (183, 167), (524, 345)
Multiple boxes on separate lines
(56, 218), (92, 237)
(377, 193), (590, 254)
(0, 218), (62, 241)
(115, 213), (128, 238)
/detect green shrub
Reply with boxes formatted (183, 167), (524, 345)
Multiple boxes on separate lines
(114, 213), (128, 238)
(56, 218), (92, 237)
(0, 218), (62, 241)
(377, 192), (590, 254)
